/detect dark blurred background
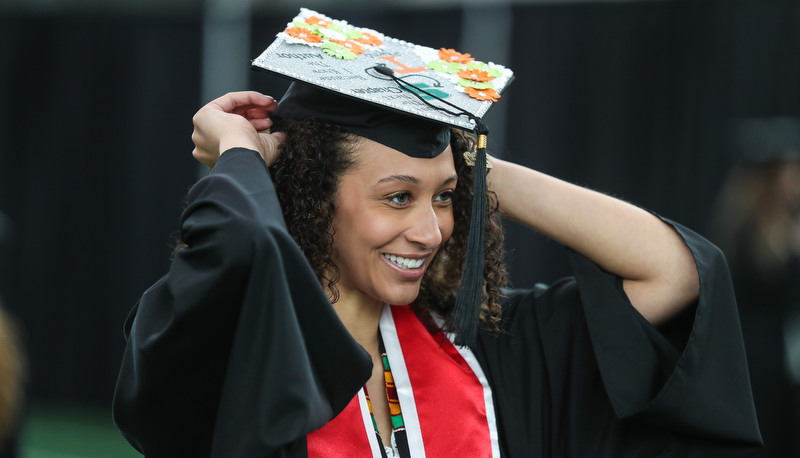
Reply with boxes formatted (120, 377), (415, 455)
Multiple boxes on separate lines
(1, 0), (799, 456)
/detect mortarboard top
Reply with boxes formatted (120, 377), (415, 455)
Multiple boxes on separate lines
(251, 8), (513, 135)
(250, 8), (515, 347)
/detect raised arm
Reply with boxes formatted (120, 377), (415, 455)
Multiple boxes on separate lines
(114, 92), (372, 456)
(487, 157), (699, 324)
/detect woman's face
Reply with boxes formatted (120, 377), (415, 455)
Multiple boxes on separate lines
(331, 137), (457, 306)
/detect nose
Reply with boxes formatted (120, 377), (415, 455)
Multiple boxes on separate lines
(405, 203), (443, 249)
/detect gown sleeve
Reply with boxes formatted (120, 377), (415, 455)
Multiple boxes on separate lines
(472, 218), (764, 457)
(112, 148), (372, 458)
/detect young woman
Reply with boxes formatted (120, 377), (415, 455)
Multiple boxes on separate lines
(709, 125), (800, 458)
(113, 87), (763, 457)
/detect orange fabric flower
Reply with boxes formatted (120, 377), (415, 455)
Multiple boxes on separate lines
(331, 39), (365, 55)
(457, 69), (493, 82)
(465, 87), (501, 102)
(355, 31), (382, 46)
(285, 27), (323, 43)
(438, 48), (474, 64)
(305, 16), (331, 27)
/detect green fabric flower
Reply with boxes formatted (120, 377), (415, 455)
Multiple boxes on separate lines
(293, 21), (327, 39)
(427, 61), (463, 74)
(321, 42), (357, 60)
(457, 79), (495, 90)
(467, 61), (502, 78)
(325, 23), (344, 33)
(344, 28), (363, 40)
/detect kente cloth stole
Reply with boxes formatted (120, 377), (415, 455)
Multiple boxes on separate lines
(365, 340), (410, 457)
(306, 304), (500, 458)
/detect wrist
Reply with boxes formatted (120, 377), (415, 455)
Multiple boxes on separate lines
(486, 155), (508, 190)
(219, 135), (260, 157)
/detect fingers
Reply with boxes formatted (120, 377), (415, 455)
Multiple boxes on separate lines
(241, 107), (270, 120)
(209, 92), (278, 133)
(249, 118), (273, 132)
(240, 107), (274, 131)
(211, 91), (277, 115)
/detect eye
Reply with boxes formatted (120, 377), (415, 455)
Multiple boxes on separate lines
(434, 190), (454, 204)
(388, 192), (411, 206)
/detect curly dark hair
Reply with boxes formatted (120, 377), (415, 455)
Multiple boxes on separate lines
(269, 118), (507, 334)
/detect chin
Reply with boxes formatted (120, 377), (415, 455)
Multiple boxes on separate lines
(376, 285), (421, 306)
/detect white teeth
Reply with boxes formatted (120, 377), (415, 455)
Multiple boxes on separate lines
(384, 254), (424, 269)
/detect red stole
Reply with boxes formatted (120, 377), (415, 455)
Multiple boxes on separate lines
(307, 305), (499, 457)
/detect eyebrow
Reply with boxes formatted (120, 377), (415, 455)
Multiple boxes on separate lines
(377, 174), (458, 186)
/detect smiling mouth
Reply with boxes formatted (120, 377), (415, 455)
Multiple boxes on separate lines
(383, 254), (424, 269)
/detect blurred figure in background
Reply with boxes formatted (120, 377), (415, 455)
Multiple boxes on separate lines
(0, 210), (24, 458)
(709, 117), (800, 458)
(0, 300), (25, 458)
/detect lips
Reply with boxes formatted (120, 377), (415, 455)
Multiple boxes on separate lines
(383, 254), (424, 269)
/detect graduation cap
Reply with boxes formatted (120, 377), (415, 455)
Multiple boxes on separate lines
(251, 8), (514, 347)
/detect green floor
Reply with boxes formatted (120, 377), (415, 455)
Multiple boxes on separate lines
(19, 402), (140, 458)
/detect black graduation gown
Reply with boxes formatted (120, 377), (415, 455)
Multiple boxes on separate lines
(113, 148), (763, 457)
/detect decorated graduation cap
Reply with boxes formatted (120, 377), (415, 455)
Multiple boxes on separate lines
(251, 8), (514, 347)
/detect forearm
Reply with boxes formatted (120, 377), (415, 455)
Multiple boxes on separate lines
(488, 157), (699, 324)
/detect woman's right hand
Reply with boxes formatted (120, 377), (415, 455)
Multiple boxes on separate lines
(191, 91), (285, 169)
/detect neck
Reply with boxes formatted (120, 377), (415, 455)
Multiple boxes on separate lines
(331, 289), (384, 357)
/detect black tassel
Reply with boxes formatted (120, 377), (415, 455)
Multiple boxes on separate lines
(452, 121), (488, 348)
